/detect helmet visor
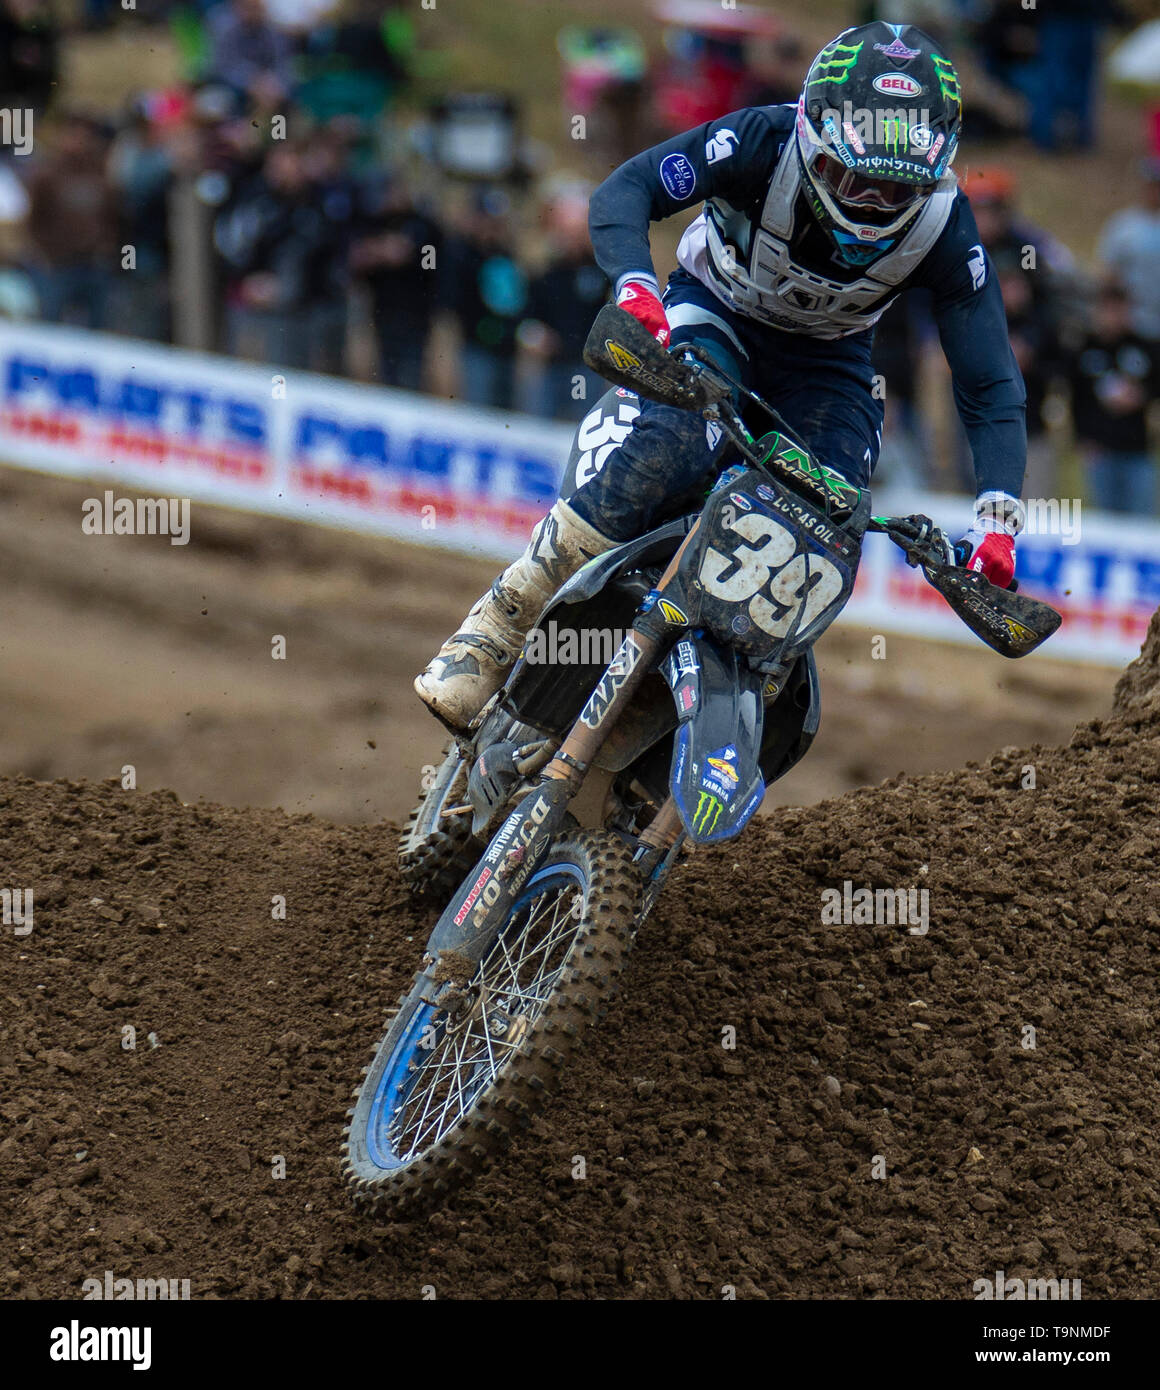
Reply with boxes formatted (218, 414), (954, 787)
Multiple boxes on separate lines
(814, 152), (933, 214)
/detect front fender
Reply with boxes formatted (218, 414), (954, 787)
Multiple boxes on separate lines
(662, 634), (766, 843)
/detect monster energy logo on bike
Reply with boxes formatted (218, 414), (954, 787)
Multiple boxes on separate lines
(807, 39), (863, 87)
(692, 791), (724, 835)
(932, 54), (960, 108)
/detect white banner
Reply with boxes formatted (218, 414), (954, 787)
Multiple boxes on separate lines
(0, 321), (1153, 667)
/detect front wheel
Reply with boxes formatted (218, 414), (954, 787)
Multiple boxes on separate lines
(342, 831), (639, 1213)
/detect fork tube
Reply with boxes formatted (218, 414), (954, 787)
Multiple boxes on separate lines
(542, 520), (701, 785)
(636, 796), (684, 854)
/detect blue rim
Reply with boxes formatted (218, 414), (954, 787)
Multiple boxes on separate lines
(364, 860), (587, 1171)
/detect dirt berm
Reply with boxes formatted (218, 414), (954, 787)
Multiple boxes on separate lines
(1, 617), (1157, 1301)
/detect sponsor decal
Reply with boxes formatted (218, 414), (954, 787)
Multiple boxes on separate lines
(807, 39), (864, 87)
(705, 127), (738, 165)
(756, 482), (777, 503)
(659, 152), (697, 200)
(659, 598), (688, 625)
(1003, 615), (1037, 643)
(926, 131), (945, 166)
(934, 130), (958, 177)
(932, 53), (961, 108)
(606, 339), (641, 371)
(873, 72), (923, 98)
(874, 33), (922, 62)
(731, 612), (751, 635)
(671, 638), (699, 678)
(881, 115), (909, 156)
(909, 123), (933, 150)
(453, 866), (492, 927)
(967, 243), (986, 292)
(702, 745), (739, 789)
(728, 491), (753, 511)
(678, 683), (696, 713)
(822, 115), (856, 169)
(580, 636), (642, 729)
(692, 791), (724, 835)
(842, 120), (866, 155)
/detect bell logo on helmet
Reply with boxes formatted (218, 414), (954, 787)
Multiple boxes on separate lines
(873, 72), (923, 98)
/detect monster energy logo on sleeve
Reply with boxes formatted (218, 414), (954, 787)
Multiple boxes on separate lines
(932, 54), (960, 108)
(692, 791), (724, 835)
(807, 39), (864, 86)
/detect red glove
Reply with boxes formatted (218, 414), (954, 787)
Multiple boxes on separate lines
(962, 531), (1015, 588)
(957, 492), (1023, 589)
(616, 278), (670, 346)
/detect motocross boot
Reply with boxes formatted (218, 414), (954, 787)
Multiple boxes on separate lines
(414, 498), (618, 730)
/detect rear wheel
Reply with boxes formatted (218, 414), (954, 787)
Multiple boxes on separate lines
(342, 831), (638, 1213)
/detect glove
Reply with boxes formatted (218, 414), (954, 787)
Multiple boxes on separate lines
(616, 276), (670, 347)
(956, 491), (1024, 590)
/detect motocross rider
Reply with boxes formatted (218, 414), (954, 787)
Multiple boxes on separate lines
(415, 21), (1027, 731)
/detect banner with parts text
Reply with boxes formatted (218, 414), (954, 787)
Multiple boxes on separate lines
(0, 320), (1153, 668)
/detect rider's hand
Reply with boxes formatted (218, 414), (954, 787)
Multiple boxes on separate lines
(616, 276), (670, 346)
(956, 491), (1024, 589)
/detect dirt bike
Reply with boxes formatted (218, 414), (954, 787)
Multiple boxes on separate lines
(342, 305), (1061, 1212)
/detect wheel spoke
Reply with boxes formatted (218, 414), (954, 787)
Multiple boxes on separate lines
(381, 874), (588, 1162)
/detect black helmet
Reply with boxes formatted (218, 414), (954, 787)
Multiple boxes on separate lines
(796, 22), (962, 266)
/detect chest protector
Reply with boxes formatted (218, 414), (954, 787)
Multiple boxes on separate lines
(676, 140), (957, 340)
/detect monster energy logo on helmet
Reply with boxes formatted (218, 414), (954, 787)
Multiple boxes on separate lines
(807, 38), (864, 87)
(932, 53), (961, 108)
(882, 115), (907, 156)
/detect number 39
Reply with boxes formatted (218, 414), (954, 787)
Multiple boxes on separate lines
(698, 512), (843, 636)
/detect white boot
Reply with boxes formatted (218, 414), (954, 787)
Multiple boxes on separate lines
(414, 499), (617, 730)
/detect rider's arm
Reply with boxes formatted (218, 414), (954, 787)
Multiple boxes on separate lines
(920, 192), (1028, 501)
(588, 105), (791, 296)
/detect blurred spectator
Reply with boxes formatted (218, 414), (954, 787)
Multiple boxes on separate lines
(350, 173), (441, 391)
(204, 0), (293, 108)
(1097, 159), (1160, 343)
(1027, 0), (1119, 151)
(107, 97), (175, 340)
(746, 33), (805, 107)
(1063, 282), (1160, 516)
(214, 139), (350, 373)
(516, 182), (607, 420)
(26, 114), (119, 330)
(298, 0), (415, 127)
(438, 189), (529, 411)
(557, 27), (647, 168)
(0, 0), (59, 115)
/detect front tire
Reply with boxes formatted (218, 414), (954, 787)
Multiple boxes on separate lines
(342, 831), (639, 1214)
(398, 741), (480, 902)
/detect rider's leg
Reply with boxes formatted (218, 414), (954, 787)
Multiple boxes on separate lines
(414, 498), (617, 730)
(413, 283), (748, 730)
(752, 326), (885, 491)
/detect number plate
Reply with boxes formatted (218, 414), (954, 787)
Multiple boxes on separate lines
(687, 471), (861, 662)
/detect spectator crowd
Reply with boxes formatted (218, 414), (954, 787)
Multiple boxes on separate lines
(3, 0), (1160, 516)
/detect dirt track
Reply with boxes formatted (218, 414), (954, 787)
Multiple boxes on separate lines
(1, 463), (1156, 1300)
